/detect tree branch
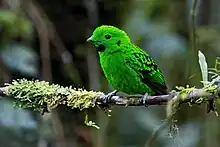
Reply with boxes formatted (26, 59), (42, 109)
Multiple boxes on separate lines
(97, 88), (218, 106)
(0, 79), (219, 109)
(0, 87), (5, 97)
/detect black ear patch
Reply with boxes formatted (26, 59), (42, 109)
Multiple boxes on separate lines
(117, 40), (121, 46)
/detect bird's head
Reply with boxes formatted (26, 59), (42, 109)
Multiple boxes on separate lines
(87, 25), (130, 53)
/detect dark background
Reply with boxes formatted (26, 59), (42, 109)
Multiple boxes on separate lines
(0, 0), (220, 147)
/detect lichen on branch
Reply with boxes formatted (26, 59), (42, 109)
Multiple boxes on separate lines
(0, 77), (220, 129)
(2, 79), (103, 113)
(0, 79), (220, 112)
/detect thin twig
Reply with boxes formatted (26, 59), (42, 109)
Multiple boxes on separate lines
(25, 0), (83, 85)
(186, 0), (201, 86)
(187, 0), (201, 85)
(27, 1), (52, 81)
(191, 0), (200, 55)
(84, 0), (100, 90)
(144, 121), (168, 147)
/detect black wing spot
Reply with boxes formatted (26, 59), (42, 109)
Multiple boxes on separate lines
(117, 40), (121, 46)
(146, 56), (153, 62)
(133, 53), (139, 58)
(153, 65), (157, 70)
(133, 53), (143, 63)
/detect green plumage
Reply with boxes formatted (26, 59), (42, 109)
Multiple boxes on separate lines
(88, 25), (167, 95)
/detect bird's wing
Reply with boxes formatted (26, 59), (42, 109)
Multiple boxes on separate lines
(125, 50), (167, 95)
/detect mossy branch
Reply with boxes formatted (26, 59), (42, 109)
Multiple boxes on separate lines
(0, 79), (103, 113)
(0, 79), (219, 113)
(0, 78), (219, 130)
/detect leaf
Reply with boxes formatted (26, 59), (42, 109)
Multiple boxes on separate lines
(198, 51), (208, 86)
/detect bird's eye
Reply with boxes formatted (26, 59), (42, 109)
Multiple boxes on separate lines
(105, 34), (111, 39)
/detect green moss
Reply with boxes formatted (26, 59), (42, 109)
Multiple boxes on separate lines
(5, 79), (104, 113)
(176, 85), (196, 101)
(176, 85), (196, 94)
(195, 97), (205, 104)
(67, 88), (103, 110)
(4, 79), (105, 128)
(204, 85), (218, 94)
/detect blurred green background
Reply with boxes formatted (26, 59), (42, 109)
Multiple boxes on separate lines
(0, 0), (220, 147)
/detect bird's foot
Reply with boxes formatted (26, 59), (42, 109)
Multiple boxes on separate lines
(141, 92), (149, 107)
(104, 90), (118, 103)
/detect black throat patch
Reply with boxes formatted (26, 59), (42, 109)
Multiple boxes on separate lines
(96, 44), (106, 52)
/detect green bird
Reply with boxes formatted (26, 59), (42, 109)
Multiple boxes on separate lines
(87, 25), (167, 104)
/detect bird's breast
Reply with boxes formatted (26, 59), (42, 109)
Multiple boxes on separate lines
(100, 53), (126, 82)
(99, 53), (148, 94)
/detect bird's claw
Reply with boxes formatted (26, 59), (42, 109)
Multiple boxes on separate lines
(105, 90), (118, 103)
(141, 92), (149, 107)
